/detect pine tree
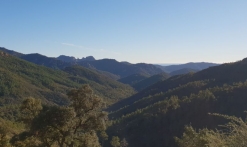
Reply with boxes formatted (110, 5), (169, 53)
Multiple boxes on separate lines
(110, 136), (120, 147)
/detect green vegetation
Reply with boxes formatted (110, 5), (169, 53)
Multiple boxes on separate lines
(118, 73), (150, 85)
(63, 66), (135, 104)
(169, 68), (198, 76)
(78, 59), (163, 78)
(132, 72), (170, 91)
(118, 72), (170, 92)
(175, 113), (247, 147)
(110, 136), (120, 147)
(0, 53), (135, 106)
(106, 58), (247, 147)
(1, 48), (247, 147)
(3, 85), (108, 147)
(109, 58), (247, 113)
(108, 81), (247, 146)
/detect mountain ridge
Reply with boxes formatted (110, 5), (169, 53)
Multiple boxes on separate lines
(57, 55), (96, 63)
(0, 52), (135, 106)
(0, 47), (164, 78)
(107, 57), (247, 147)
(156, 62), (219, 73)
(108, 58), (247, 112)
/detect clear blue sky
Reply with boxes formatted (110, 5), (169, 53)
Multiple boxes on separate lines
(1, 0), (247, 64)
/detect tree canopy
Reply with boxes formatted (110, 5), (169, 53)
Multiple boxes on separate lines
(11, 85), (108, 147)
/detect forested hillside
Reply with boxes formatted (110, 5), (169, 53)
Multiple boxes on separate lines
(108, 82), (247, 147)
(0, 52), (135, 106)
(109, 59), (246, 111)
(1, 0), (245, 146)
(117, 72), (170, 92)
(106, 58), (247, 147)
(20, 53), (73, 70)
(0, 47), (74, 69)
(118, 73), (150, 85)
(78, 59), (163, 77)
(169, 68), (199, 76)
(1, 47), (247, 147)
(132, 72), (170, 91)
(0, 50), (136, 147)
(0, 47), (164, 78)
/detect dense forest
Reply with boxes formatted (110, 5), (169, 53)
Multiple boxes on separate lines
(1, 48), (247, 147)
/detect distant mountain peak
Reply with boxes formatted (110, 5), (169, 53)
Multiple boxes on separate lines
(58, 55), (76, 58)
(57, 55), (77, 62)
(81, 56), (95, 61)
(57, 55), (95, 63)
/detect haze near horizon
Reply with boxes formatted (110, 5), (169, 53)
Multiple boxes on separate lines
(0, 0), (246, 64)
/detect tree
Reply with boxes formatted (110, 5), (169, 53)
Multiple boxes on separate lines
(30, 106), (75, 147)
(13, 85), (108, 147)
(19, 97), (42, 126)
(0, 118), (18, 147)
(99, 131), (108, 147)
(120, 138), (128, 147)
(175, 113), (247, 147)
(67, 84), (108, 146)
(110, 136), (120, 147)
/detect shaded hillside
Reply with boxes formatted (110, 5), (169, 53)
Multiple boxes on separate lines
(157, 62), (219, 73)
(108, 58), (246, 112)
(109, 80), (210, 119)
(21, 53), (73, 69)
(94, 70), (121, 80)
(118, 73), (150, 85)
(132, 72), (170, 91)
(0, 53), (135, 106)
(21, 54), (120, 80)
(63, 66), (135, 104)
(170, 68), (198, 76)
(0, 53), (74, 105)
(78, 59), (163, 77)
(107, 82), (247, 147)
(0, 47), (74, 69)
(106, 58), (247, 147)
(0, 48), (120, 80)
(0, 47), (162, 78)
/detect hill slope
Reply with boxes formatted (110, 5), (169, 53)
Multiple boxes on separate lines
(169, 68), (199, 76)
(132, 72), (170, 91)
(108, 82), (247, 147)
(20, 53), (73, 69)
(78, 59), (164, 77)
(118, 73), (150, 85)
(0, 47), (23, 57)
(107, 58), (247, 147)
(157, 62), (219, 73)
(109, 59), (244, 111)
(0, 52), (135, 106)
(0, 47), (163, 78)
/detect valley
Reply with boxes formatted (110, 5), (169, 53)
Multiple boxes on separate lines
(0, 47), (246, 147)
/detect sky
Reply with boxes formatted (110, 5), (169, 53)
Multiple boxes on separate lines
(0, 0), (247, 64)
